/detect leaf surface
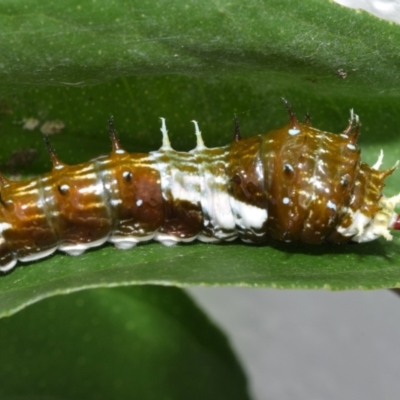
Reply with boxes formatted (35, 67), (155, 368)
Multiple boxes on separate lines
(1, 1), (400, 317)
(0, 286), (250, 400)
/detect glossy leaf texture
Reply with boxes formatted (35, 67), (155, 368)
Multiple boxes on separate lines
(0, 286), (250, 400)
(1, 0), (400, 318)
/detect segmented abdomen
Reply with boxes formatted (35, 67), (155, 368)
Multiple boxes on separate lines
(1, 104), (400, 272)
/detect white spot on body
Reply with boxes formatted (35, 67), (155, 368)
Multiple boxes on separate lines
(326, 200), (337, 211)
(136, 199), (143, 207)
(282, 197), (290, 205)
(288, 128), (300, 136)
(59, 184), (69, 192)
(347, 144), (356, 150)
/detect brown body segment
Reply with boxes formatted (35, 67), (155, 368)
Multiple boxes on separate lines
(104, 152), (164, 239)
(46, 163), (113, 249)
(227, 135), (268, 241)
(260, 123), (360, 243)
(0, 179), (59, 260)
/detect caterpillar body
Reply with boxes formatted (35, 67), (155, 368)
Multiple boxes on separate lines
(1, 100), (400, 273)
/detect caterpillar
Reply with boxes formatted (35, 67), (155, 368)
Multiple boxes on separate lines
(1, 99), (400, 273)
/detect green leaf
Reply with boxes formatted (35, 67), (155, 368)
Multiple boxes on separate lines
(0, 286), (251, 400)
(1, 0), (400, 95)
(1, 0), (400, 316)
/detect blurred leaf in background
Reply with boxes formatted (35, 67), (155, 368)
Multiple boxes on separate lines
(0, 286), (251, 399)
